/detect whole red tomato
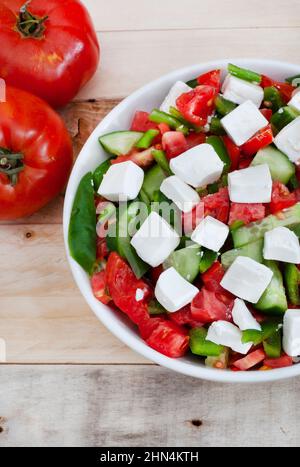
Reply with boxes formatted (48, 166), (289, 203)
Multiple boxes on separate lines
(0, 86), (73, 220)
(0, 0), (100, 108)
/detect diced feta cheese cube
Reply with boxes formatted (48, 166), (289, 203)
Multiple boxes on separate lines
(220, 256), (273, 303)
(283, 309), (300, 356)
(191, 215), (229, 252)
(288, 88), (300, 113)
(232, 298), (262, 331)
(221, 100), (269, 146)
(263, 226), (300, 264)
(160, 81), (192, 113)
(228, 164), (272, 203)
(222, 75), (264, 108)
(155, 267), (199, 312)
(274, 116), (300, 163)
(169, 144), (224, 188)
(98, 161), (144, 202)
(206, 321), (252, 354)
(160, 175), (200, 213)
(131, 212), (180, 267)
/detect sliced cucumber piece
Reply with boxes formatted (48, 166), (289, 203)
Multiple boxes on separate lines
(221, 239), (263, 269)
(163, 245), (201, 283)
(190, 328), (224, 357)
(251, 145), (295, 184)
(254, 260), (287, 315)
(99, 131), (143, 156)
(232, 203), (300, 248)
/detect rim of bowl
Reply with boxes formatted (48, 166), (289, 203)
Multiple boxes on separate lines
(63, 58), (300, 383)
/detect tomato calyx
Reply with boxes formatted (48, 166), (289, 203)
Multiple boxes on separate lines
(17, 1), (48, 38)
(0, 148), (24, 186)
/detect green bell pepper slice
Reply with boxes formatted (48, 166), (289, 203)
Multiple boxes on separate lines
(190, 328), (224, 357)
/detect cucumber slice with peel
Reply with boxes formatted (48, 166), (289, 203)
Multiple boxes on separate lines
(221, 239), (263, 269)
(163, 245), (201, 283)
(99, 131), (143, 156)
(251, 145), (295, 184)
(254, 260), (287, 315)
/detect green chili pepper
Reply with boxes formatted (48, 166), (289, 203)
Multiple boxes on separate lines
(209, 116), (226, 135)
(228, 63), (261, 83)
(149, 109), (189, 135)
(206, 135), (231, 173)
(135, 129), (160, 149)
(190, 328), (224, 357)
(199, 248), (218, 274)
(68, 172), (97, 275)
(169, 106), (202, 131)
(152, 149), (172, 176)
(186, 78), (198, 88)
(284, 263), (300, 306)
(93, 158), (112, 192)
(263, 87), (284, 113)
(263, 329), (282, 358)
(215, 95), (237, 116)
(271, 106), (299, 133)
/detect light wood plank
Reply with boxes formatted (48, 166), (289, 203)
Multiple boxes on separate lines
(0, 365), (299, 447)
(77, 28), (300, 100)
(82, 0), (300, 31)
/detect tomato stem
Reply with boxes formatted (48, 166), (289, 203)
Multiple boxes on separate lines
(0, 148), (24, 186)
(17, 1), (48, 38)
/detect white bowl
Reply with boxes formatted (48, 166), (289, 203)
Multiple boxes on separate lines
(63, 58), (300, 383)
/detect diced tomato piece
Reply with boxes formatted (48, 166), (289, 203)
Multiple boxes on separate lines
(233, 349), (266, 371)
(106, 252), (152, 325)
(203, 187), (230, 223)
(169, 305), (204, 328)
(96, 238), (109, 260)
(176, 85), (217, 126)
(270, 181), (297, 214)
(197, 69), (222, 92)
(182, 201), (205, 234)
(222, 136), (241, 171)
(238, 158), (252, 169)
(91, 270), (111, 305)
(185, 132), (206, 150)
(162, 131), (188, 160)
(111, 147), (154, 168)
(191, 288), (232, 324)
(202, 261), (225, 287)
(130, 110), (158, 132)
(228, 203), (266, 226)
(261, 75), (295, 103)
(241, 125), (273, 157)
(260, 108), (273, 122)
(150, 265), (164, 285)
(158, 123), (170, 135)
(139, 317), (189, 358)
(264, 355), (293, 368)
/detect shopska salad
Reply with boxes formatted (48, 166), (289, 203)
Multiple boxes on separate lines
(69, 63), (300, 372)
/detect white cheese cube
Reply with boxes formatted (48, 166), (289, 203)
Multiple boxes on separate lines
(160, 81), (192, 113)
(221, 100), (269, 146)
(98, 161), (144, 202)
(221, 75), (264, 108)
(228, 164), (272, 203)
(131, 212), (180, 267)
(283, 309), (300, 357)
(220, 256), (273, 304)
(288, 88), (300, 113)
(274, 116), (300, 163)
(232, 298), (261, 331)
(206, 321), (252, 354)
(263, 226), (300, 264)
(191, 215), (229, 252)
(169, 144), (224, 188)
(160, 175), (200, 213)
(155, 267), (199, 312)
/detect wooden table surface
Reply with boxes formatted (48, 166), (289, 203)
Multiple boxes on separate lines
(1, 0), (300, 447)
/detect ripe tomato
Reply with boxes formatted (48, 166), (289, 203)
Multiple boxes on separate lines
(182, 201), (204, 234)
(185, 132), (206, 150)
(260, 108), (273, 122)
(261, 75), (295, 102)
(228, 203), (266, 226)
(106, 252), (152, 325)
(264, 355), (293, 368)
(241, 125), (273, 157)
(197, 69), (222, 92)
(0, 0), (100, 108)
(203, 187), (230, 223)
(191, 288), (232, 324)
(169, 305), (204, 328)
(201, 262), (225, 289)
(162, 131), (188, 159)
(222, 136), (240, 171)
(0, 86), (73, 220)
(130, 111), (158, 132)
(233, 349), (265, 371)
(111, 147), (154, 168)
(91, 270), (111, 305)
(139, 317), (189, 358)
(270, 181), (297, 214)
(176, 85), (217, 126)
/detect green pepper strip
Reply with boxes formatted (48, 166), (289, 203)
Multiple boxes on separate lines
(199, 249), (218, 274)
(209, 116), (226, 135)
(242, 319), (282, 345)
(152, 149), (172, 176)
(263, 330), (282, 358)
(271, 106), (299, 133)
(149, 109), (189, 135)
(284, 264), (300, 306)
(206, 135), (231, 173)
(263, 87), (284, 113)
(135, 129), (159, 149)
(186, 78), (198, 88)
(286, 74), (300, 86)
(93, 158), (112, 192)
(215, 95), (237, 116)
(190, 327), (224, 357)
(228, 63), (261, 83)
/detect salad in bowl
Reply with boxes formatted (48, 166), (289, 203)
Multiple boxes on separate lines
(65, 60), (300, 381)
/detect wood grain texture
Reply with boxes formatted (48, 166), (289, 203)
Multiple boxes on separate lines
(83, 0), (300, 31)
(0, 365), (299, 447)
